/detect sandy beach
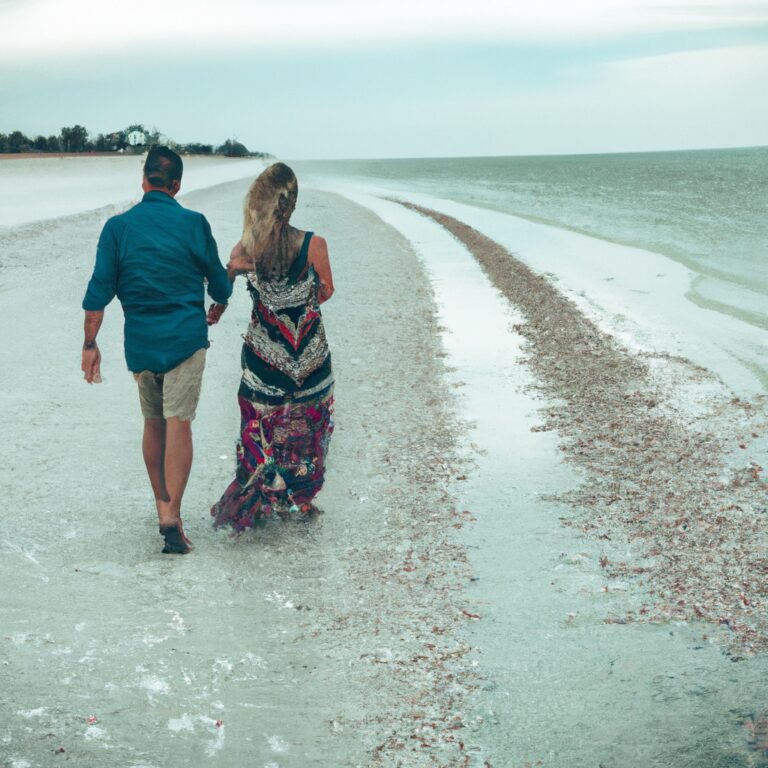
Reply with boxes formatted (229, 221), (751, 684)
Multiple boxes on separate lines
(3, 158), (768, 766)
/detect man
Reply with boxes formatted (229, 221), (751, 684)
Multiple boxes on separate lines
(81, 146), (233, 554)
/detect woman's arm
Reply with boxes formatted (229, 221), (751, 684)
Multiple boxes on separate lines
(308, 235), (334, 303)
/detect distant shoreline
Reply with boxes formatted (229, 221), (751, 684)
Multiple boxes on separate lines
(0, 152), (263, 161)
(0, 152), (131, 161)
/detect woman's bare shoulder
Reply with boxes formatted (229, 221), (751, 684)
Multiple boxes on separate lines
(307, 234), (328, 257)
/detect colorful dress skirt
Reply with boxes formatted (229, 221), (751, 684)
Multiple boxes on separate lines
(211, 232), (334, 531)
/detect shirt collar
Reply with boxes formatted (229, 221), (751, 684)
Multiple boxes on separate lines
(142, 190), (180, 205)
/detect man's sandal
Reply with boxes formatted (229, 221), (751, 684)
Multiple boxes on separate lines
(159, 523), (192, 554)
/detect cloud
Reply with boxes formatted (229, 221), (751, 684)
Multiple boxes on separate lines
(471, 44), (768, 155)
(2, 0), (767, 63)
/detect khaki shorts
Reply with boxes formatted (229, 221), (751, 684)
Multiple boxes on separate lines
(133, 348), (206, 421)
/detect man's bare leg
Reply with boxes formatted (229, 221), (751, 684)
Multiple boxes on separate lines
(157, 417), (193, 540)
(142, 418), (170, 513)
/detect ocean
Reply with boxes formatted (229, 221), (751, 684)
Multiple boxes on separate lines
(296, 147), (768, 319)
(294, 146), (768, 394)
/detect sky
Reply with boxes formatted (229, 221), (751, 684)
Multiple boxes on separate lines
(1, 0), (767, 159)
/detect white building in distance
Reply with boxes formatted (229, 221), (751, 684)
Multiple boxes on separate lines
(127, 131), (146, 147)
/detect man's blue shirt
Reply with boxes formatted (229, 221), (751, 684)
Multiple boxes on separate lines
(82, 191), (232, 373)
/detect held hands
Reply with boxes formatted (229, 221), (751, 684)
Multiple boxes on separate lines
(81, 344), (102, 384)
(211, 242), (249, 327)
(226, 241), (254, 279)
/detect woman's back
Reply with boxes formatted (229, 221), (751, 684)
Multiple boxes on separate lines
(240, 230), (333, 404)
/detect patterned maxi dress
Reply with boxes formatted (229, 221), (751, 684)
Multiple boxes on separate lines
(211, 232), (334, 530)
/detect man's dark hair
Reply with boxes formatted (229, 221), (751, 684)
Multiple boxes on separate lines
(143, 146), (183, 190)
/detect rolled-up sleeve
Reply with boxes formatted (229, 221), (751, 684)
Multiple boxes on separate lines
(82, 219), (119, 311)
(200, 217), (233, 305)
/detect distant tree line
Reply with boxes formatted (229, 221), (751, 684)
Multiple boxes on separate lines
(0, 123), (268, 158)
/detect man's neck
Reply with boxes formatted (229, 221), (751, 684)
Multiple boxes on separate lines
(144, 186), (175, 197)
(142, 177), (180, 197)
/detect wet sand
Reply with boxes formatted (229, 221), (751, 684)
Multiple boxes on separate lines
(376, 200), (768, 765)
(2, 178), (768, 766)
(401, 203), (768, 659)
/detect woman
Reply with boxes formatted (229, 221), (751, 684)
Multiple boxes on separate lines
(208, 163), (335, 531)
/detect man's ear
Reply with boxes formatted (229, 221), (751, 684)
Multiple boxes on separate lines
(169, 179), (181, 196)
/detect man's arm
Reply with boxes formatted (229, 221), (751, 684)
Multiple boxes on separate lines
(200, 217), (234, 305)
(82, 310), (103, 383)
(208, 243), (252, 325)
(81, 220), (118, 384)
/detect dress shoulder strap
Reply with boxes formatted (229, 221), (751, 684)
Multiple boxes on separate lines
(288, 231), (314, 281)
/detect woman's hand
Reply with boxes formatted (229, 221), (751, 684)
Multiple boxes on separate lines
(318, 281), (333, 303)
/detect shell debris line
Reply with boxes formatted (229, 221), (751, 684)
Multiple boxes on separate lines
(401, 201), (768, 660)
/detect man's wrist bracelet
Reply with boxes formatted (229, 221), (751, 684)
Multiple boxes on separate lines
(83, 340), (97, 350)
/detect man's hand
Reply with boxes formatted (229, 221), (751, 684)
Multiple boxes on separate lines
(82, 343), (102, 384)
(82, 310), (104, 383)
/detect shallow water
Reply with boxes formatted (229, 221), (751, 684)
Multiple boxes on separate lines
(2, 526), (362, 766)
(0, 180), (381, 767)
(1, 177), (494, 767)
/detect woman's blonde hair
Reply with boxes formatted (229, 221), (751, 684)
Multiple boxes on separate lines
(241, 162), (299, 279)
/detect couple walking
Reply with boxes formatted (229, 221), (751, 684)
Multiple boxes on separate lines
(81, 147), (335, 553)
